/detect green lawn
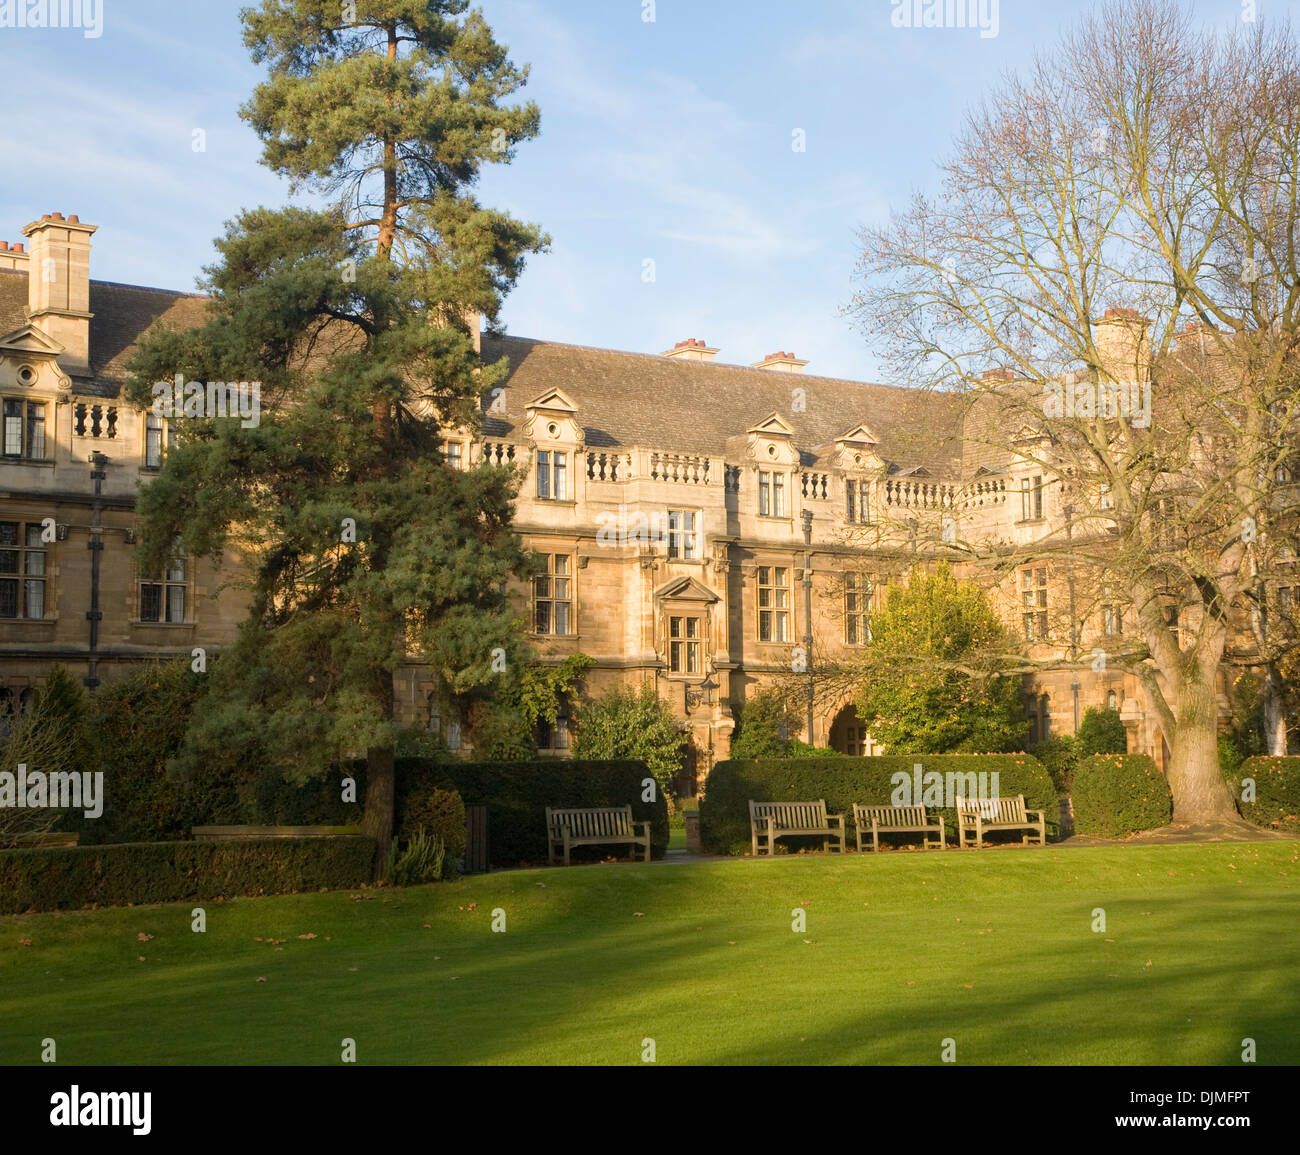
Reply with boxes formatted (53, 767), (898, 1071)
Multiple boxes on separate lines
(3, 841), (1298, 1065)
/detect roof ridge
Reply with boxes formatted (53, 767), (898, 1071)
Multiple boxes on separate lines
(485, 333), (944, 397)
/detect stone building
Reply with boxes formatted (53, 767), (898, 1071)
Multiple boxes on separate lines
(0, 211), (1252, 784)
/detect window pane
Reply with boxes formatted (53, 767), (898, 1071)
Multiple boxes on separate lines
(759, 610), (771, 641)
(687, 641), (699, 673)
(554, 602), (569, 635)
(140, 584), (161, 622)
(847, 617), (858, 645)
(758, 567), (770, 585)
(553, 555), (569, 575)
(536, 451), (550, 498)
(24, 550), (44, 576)
(168, 557), (187, 582)
(670, 617), (682, 638)
(166, 585), (186, 622)
(774, 475), (785, 515)
(670, 641), (682, 672)
(534, 575), (550, 598)
(0, 578), (16, 617)
(535, 601), (550, 633)
(553, 578), (569, 600)
(27, 404), (45, 458)
(24, 579), (43, 618)
(0, 550), (16, 574)
(775, 568), (787, 585)
(24, 524), (43, 548)
(0, 522), (16, 547)
(554, 456), (566, 500)
(686, 618), (699, 638)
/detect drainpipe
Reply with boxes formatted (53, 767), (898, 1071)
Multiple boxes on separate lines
(84, 451), (107, 695)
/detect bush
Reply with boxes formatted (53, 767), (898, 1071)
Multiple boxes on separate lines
(1076, 708), (1127, 756)
(1029, 735), (1078, 794)
(571, 687), (687, 804)
(246, 766), (363, 827)
(1227, 756), (1300, 831)
(386, 757), (668, 866)
(1070, 754), (1171, 838)
(399, 786), (467, 859)
(699, 753), (1057, 854)
(385, 827), (446, 886)
(67, 660), (244, 845)
(0, 837), (376, 914)
(730, 691), (798, 758)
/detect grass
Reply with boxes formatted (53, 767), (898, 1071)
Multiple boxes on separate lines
(2, 840), (1298, 1065)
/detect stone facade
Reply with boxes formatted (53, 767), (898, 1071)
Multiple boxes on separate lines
(0, 212), (1227, 785)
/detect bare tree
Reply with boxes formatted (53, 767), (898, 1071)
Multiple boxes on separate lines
(848, 0), (1299, 825)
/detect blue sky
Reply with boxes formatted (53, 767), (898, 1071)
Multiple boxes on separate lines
(1, 0), (1294, 381)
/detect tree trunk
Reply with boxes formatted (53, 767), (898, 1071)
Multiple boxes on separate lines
(1166, 677), (1239, 825)
(361, 668), (397, 881)
(1263, 666), (1289, 756)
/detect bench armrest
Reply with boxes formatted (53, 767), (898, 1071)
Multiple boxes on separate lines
(1025, 810), (1046, 821)
(631, 820), (652, 833)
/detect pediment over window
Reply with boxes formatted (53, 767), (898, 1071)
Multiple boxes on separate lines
(523, 387), (584, 445)
(732, 411), (799, 465)
(830, 423), (885, 471)
(0, 324), (64, 357)
(746, 412), (795, 439)
(655, 575), (719, 605)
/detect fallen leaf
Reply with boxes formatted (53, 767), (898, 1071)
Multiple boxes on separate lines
(17, 938), (32, 947)
(347, 967), (358, 972)
(137, 956), (145, 962)
(255, 976), (267, 983)
(136, 933), (154, 942)
(633, 912), (645, 917)
(297, 933), (317, 940)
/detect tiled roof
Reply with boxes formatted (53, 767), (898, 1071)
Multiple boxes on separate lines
(478, 335), (965, 475)
(1, 261), (965, 472)
(0, 269), (208, 398)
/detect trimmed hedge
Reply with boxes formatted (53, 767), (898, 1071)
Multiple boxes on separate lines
(1070, 754), (1171, 838)
(1227, 756), (1300, 831)
(0, 837), (376, 915)
(389, 758), (668, 866)
(700, 754), (1058, 854)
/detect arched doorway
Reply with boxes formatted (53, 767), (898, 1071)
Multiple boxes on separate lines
(829, 704), (872, 756)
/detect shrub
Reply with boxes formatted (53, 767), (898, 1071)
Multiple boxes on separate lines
(1226, 756), (1300, 831)
(730, 691), (798, 758)
(385, 827), (446, 886)
(1029, 735), (1078, 794)
(1075, 707), (1127, 756)
(66, 660), (244, 845)
(399, 786), (467, 859)
(386, 758), (667, 866)
(699, 753), (1057, 854)
(246, 766), (363, 827)
(0, 837), (375, 914)
(572, 687), (687, 804)
(1070, 754), (1171, 838)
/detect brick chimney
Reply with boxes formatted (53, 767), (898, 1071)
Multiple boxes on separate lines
(22, 212), (97, 375)
(752, 350), (808, 374)
(662, 337), (718, 363)
(0, 239), (28, 272)
(1093, 307), (1151, 385)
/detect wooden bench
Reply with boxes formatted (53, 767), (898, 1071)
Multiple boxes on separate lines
(545, 806), (651, 866)
(852, 804), (945, 852)
(749, 800), (845, 857)
(956, 794), (1046, 848)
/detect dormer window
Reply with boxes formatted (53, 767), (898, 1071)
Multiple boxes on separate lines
(758, 470), (786, 517)
(846, 479), (870, 524)
(2, 398), (45, 460)
(1020, 476), (1044, 521)
(536, 450), (568, 500)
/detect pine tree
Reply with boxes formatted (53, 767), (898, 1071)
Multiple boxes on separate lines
(125, 0), (548, 874)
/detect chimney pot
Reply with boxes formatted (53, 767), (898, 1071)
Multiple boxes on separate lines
(51, 212), (64, 221)
(67, 214), (80, 224)
(13, 243), (22, 253)
(0, 242), (8, 251)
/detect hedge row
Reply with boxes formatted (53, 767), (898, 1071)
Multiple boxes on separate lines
(0, 837), (376, 915)
(699, 754), (1058, 854)
(1227, 756), (1300, 830)
(411, 759), (668, 866)
(1070, 754), (1171, 838)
